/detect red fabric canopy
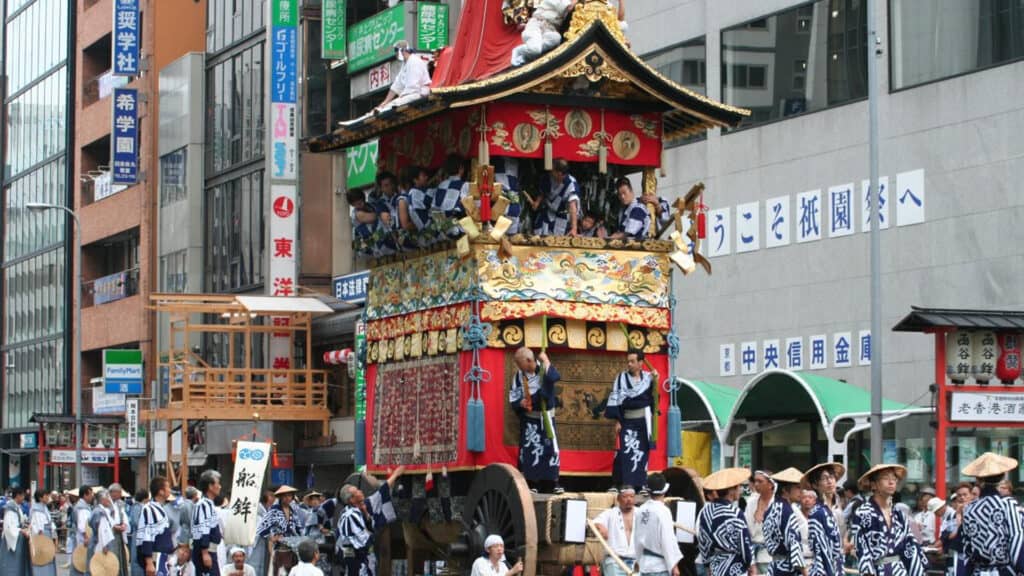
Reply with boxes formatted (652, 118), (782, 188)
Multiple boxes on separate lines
(431, 0), (522, 87)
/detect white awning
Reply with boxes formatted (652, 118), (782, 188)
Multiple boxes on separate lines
(234, 296), (336, 315)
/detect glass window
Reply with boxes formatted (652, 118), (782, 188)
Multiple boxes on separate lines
(204, 170), (265, 292)
(160, 249), (188, 293)
(305, 19), (328, 137)
(206, 41), (266, 177)
(643, 37), (707, 146)
(160, 148), (188, 206)
(890, 0), (1024, 90)
(721, 0), (867, 128)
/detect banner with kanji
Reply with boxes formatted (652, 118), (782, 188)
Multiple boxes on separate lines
(224, 442), (271, 546)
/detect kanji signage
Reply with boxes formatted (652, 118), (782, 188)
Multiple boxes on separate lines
(333, 270), (369, 304)
(271, 102), (297, 179)
(367, 63), (392, 92)
(271, 26), (298, 103)
(125, 398), (139, 449)
(111, 88), (138, 185)
(113, 0), (139, 76)
(951, 392), (1024, 423)
(416, 3), (449, 51)
(223, 442), (271, 546)
(347, 4), (405, 73)
(322, 0), (346, 60)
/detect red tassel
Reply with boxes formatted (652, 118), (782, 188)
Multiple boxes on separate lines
(272, 448), (279, 468)
(697, 211), (707, 239)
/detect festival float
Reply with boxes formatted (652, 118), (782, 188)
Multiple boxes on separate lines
(307, 0), (750, 574)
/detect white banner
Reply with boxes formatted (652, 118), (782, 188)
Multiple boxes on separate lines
(126, 398), (139, 449)
(951, 392), (1024, 423)
(224, 441), (272, 546)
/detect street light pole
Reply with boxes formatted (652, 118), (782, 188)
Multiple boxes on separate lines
(26, 202), (83, 488)
(866, 0), (884, 466)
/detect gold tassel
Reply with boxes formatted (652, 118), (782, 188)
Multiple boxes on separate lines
(543, 106), (553, 170)
(659, 146), (667, 177)
(599, 146), (608, 174)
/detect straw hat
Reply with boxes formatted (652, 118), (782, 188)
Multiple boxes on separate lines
(274, 485), (298, 496)
(703, 467), (750, 491)
(801, 462), (847, 489)
(857, 464), (907, 491)
(66, 488), (79, 497)
(72, 546), (89, 573)
(90, 549), (121, 576)
(30, 535), (56, 566)
(963, 452), (1019, 478)
(303, 491), (323, 500)
(771, 467), (805, 486)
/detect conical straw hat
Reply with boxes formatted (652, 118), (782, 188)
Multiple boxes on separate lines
(72, 546), (89, 573)
(771, 467), (805, 486)
(801, 462), (846, 489)
(30, 534), (56, 566)
(703, 467), (749, 491)
(962, 452), (1018, 478)
(90, 549), (121, 576)
(857, 464), (907, 491)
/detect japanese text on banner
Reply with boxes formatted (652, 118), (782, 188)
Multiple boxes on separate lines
(113, 0), (139, 75)
(223, 441), (272, 546)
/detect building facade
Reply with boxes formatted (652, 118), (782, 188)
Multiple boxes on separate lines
(631, 0), (1024, 483)
(0, 0), (74, 488)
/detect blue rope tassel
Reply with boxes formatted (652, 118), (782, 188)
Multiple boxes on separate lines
(666, 281), (683, 459)
(462, 292), (491, 453)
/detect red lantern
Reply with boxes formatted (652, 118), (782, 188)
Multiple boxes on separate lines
(996, 333), (1022, 385)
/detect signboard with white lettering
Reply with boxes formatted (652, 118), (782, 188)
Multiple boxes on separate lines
(346, 140), (379, 189)
(111, 88), (138, 185)
(322, 0), (346, 60)
(104, 349), (143, 394)
(94, 385), (126, 414)
(113, 0), (139, 76)
(126, 398), (139, 449)
(333, 270), (369, 304)
(951, 392), (1024, 423)
(224, 441), (272, 546)
(347, 5), (405, 73)
(416, 3), (449, 51)
(52, 450), (111, 464)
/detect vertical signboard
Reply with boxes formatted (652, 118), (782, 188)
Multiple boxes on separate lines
(322, 0), (347, 60)
(267, 0), (300, 380)
(125, 398), (139, 449)
(354, 320), (367, 466)
(223, 442), (272, 546)
(113, 0), (140, 76)
(416, 3), (449, 51)
(111, 88), (139, 185)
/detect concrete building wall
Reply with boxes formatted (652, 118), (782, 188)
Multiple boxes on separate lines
(628, 0), (1024, 405)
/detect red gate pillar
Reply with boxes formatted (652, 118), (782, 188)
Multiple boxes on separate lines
(934, 330), (948, 500)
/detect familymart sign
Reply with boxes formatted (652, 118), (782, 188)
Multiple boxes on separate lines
(104, 349), (143, 395)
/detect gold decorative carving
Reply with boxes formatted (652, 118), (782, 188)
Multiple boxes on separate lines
(563, 0), (627, 45)
(562, 50), (630, 83)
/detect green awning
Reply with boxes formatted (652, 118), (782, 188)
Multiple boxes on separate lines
(674, 378), (740, 435)
(730, 369), (921, 428)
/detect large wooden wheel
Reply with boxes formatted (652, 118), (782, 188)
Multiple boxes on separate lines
(462, 464), (538, 576)
(664, 466), (705, 504)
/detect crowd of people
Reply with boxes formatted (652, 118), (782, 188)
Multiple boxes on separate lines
(0, 466), (405, 576)
(347, 157), (671, 257)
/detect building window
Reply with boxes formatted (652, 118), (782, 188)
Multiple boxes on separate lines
(721, 0), (867, 128)
(204, 170), (265, 292)
(160, 148), (187, 206)
(890, 0), (1024, 90)
(643, 37), (707, 147)
(160, 250), (187, 293)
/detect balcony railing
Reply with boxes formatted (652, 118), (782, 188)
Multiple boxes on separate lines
(84, 267), (139, 308)
(82, 173), (128, 206)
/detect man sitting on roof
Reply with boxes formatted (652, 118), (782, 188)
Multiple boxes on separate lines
(375, 42), (432, 112)
(511, 0), (577, 67)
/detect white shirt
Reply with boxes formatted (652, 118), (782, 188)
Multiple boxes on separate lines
(288, 561), (325, 576)
(794, 504), (811, 558)
(3, 506), (24, 551)
(634, 500), (684, 574)
(595, 506), (636, 559)
(911, 510), (936, 545)
(222, 564), (257, 576)
(744, 492), (773, 564)
(390, 55), (431, 99)
(471, 556), (510, 576)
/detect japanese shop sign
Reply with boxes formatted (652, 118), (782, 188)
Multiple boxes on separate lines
(271, 102), (297, 179)
(271, 26), (298, 103)
(367, 62), (392, 92)
(416, 3), (449, 51)
(333, 270), (369, 304)
(347, 4), (405, 73)
(322, 0), (347, 60)
(113, 0), (139, 76)
(111, 88), (138, 185)
(104, 349), (143, 395)
(223, 442), (272, 546)
(951, 392), (1024, 423)
(346, 140), (379, 188)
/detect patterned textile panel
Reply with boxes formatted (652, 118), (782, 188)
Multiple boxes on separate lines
(502, 352), (623, 451)
(366, 250), (477, 320)
(371, 356), (461, 465)
(477, 246), (671, 309)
